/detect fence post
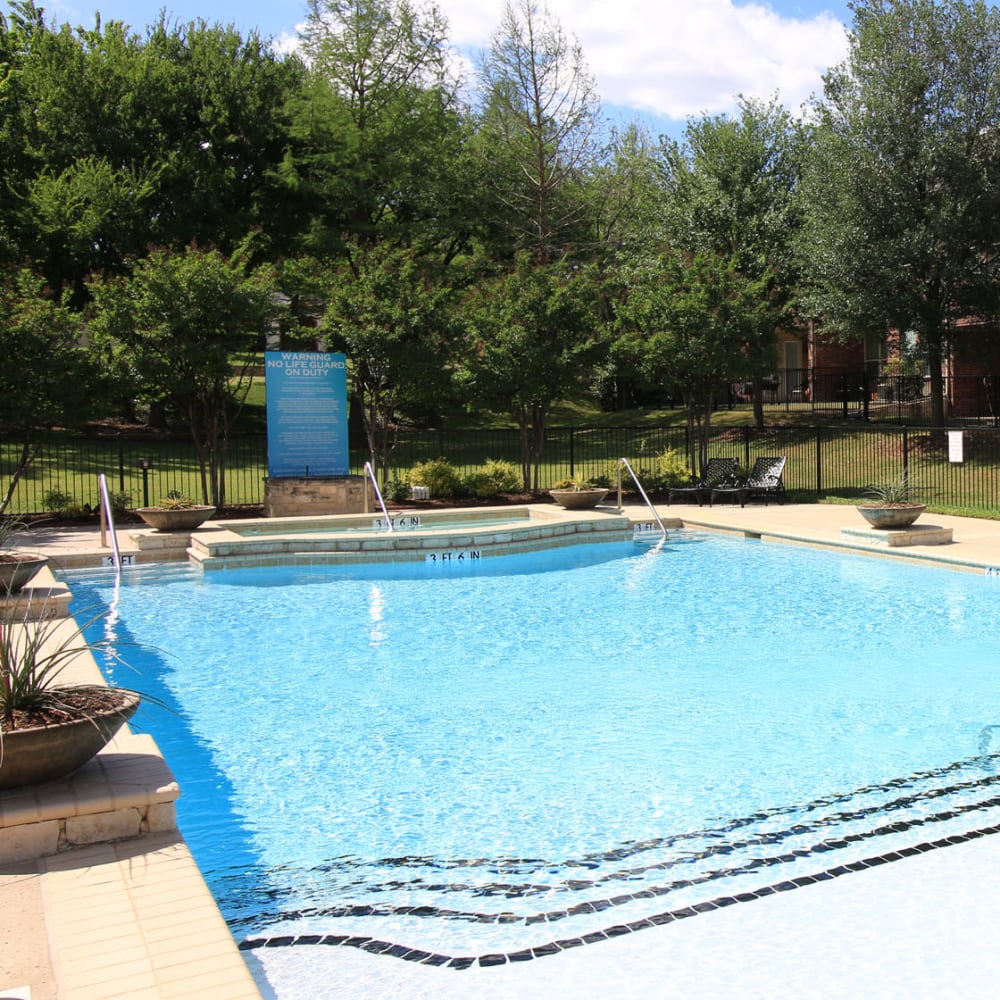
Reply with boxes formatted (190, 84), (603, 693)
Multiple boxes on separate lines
(117, 434), (126, 493)
(815, 426), (823, 496)
(902, 426), (909, 478)
(741, 426), (751, 469)
(568, 426), (575, 478)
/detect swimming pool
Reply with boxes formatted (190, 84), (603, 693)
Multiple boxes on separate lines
(64, 531), (1000, 996)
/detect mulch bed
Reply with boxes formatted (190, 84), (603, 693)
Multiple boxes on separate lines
(15, 494), (560, 529)
(2, 686), (133, 731)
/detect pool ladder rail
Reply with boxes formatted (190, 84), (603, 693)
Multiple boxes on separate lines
(98, 472), (124, 575)
(363, 461), (394, 531)
(616, 457), (667, 540)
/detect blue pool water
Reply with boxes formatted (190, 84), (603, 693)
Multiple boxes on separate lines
(64, 533), (1000, 988)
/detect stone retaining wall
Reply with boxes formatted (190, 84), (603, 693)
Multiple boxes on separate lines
(264, 475), (373, 517)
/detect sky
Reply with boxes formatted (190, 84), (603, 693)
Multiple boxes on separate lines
(41, 0), (853, 137)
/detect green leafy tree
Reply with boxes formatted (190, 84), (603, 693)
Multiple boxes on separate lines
(318, 246), (456, 482)
(617, 251), (773, 475)
(87, 245), (277, 506)
(0, 271), (95, 512)
(288, 0), (472, 259)
(457, 254), (604, 489)
(1, 3), (302, 299)
(658, 96), (804, 427)
(797, 0), (1000, 426)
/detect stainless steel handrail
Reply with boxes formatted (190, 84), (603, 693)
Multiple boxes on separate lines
(616, 458), (667, 538)
(363, 462), (394, 532)
(98, 473), (123, 574)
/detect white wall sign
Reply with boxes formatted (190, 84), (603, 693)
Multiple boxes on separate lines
(948, 431), (964, 464)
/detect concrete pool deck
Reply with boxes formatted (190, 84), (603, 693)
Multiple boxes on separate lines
(4, 500), (1000, 998)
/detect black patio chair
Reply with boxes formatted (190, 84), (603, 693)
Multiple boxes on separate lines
(666, 457), (739, 506)
(710, 456), (787, 507)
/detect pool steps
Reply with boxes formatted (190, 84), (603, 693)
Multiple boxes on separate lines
(235, 752), (1000, 962)
(179, 505), (668, 571)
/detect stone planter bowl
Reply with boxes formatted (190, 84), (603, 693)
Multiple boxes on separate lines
(0, 689), (140, 789)
(856, 504), (926, 529)
(549, 488), (610, 510)
(0, 553), (49, 594)
(136, 506), (216, 532)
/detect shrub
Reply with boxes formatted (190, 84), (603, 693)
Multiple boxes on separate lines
(385, 478), (411, 503)
(107, 491), (133, 514)
(42, 489), (90, 519)
(607, 449), (691, 494)
(407, 458), (462, 498)
(649, 448), (691, 490)
(479, 458), (522, 494)
(42, 489), (76, 513)
(462, 471), (497, 499)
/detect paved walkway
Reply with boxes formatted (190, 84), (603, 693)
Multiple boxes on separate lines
(670, 499), (1000, 570)
(4, 503), (1000, 998)
(13, 500), (1000, 573)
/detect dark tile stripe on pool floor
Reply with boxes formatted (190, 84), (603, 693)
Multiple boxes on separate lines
(239, 822), (1000, 969)
(227, 755), (1000, 938)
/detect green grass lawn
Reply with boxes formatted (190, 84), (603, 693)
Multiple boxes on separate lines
(5, 388), (1000, 516)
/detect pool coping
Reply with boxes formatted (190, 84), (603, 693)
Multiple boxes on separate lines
(5, 500), (1000, 998)
(0, 576), (261, 999)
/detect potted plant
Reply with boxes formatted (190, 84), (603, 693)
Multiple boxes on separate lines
(856, 475), (926, 529)
(136, 492), (216, 532)
(0, 600), (141, 789)
(0, 516), (49, 595)
(549, 476), (611, 510)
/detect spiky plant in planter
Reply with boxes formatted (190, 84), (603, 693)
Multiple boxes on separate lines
(0, 600), (141, 788)
(549, 475), (610, 509)
(136, 491), (216, 532)
(857, 475), (926, 528)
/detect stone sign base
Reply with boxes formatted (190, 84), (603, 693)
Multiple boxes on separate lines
(841, 524), (954, 548)
(264, 476), (373, 518)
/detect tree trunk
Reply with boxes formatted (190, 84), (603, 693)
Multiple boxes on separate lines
(752, 377), (765, 429)
(682, 392), (699, 477)
(927, 339), (947, 428)
(0, 439), (41, 515)
(515, 408), (532, 491)
(530, 403), (547, 491)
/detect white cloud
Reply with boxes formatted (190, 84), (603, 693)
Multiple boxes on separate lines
(433, 0), (848, 123)
(273, 25), (307, 57)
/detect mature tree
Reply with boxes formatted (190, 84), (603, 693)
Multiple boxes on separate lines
(457, 254), (604, 489)
(617, 251), (773, 475)
(1, 3), (301, 299)
(288, 0), (473, 260)
(475, 0), (603, 262)
(658, 96), (804, 426)
(135, 18), (304, 258)
(0, 271), (95, 512)
(0, 2), (40, 269)
(798, 0), (1000, 426)
(87, 245), (277, 506)
(318, 246), (456, 482)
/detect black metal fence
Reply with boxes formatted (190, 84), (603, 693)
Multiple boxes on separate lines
(3, 423), (1000, 515)
(726, 368), (1000, 425)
